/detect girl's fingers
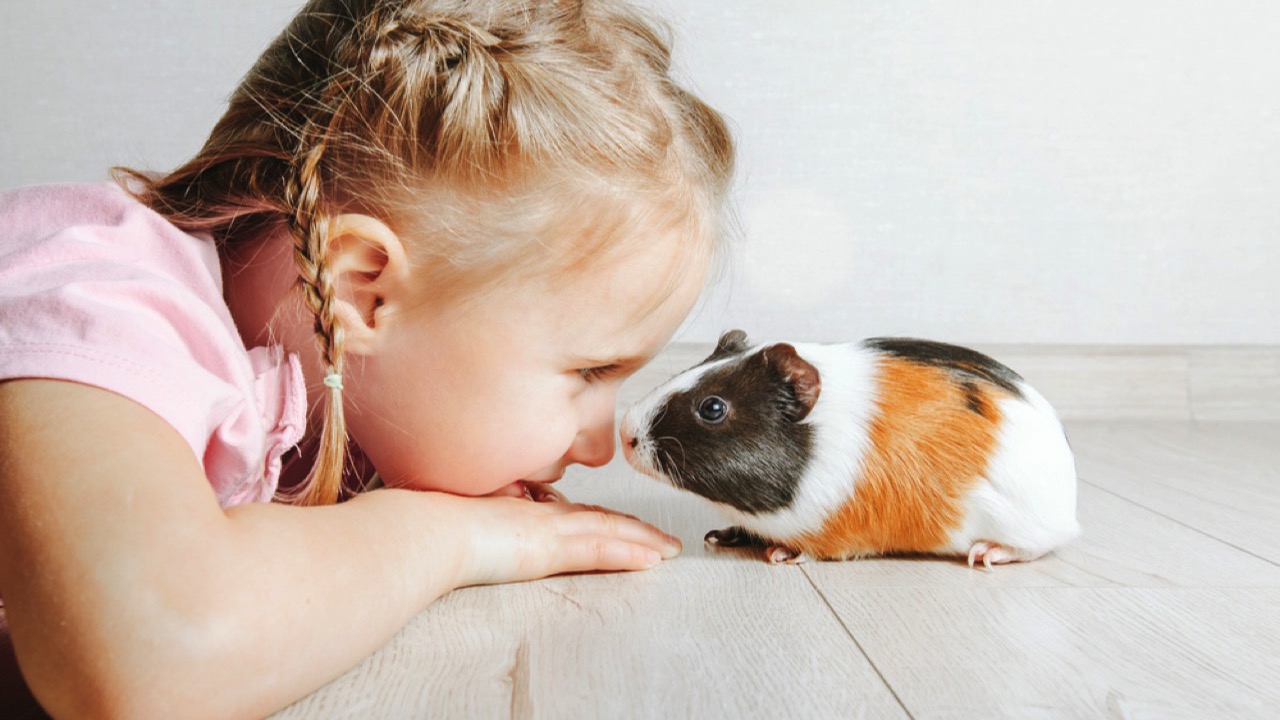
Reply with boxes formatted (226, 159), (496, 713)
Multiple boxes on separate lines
(460, 495), (683, 584)
(525, 482), (568, 503)
(554, 537), (664, 575)
(554, 508), (682, 559)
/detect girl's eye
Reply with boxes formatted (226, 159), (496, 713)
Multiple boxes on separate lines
(697, 396), (728, 424)
(578, 364), (620, 382)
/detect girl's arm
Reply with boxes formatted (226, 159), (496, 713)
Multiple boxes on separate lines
(0, 379), (677, 719)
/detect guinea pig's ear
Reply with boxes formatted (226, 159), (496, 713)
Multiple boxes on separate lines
(705, 329), (750, 363)
(762, 344), (822, 422)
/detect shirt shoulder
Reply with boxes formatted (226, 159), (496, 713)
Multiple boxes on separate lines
(0, 182), (306, 507)
(0, 182), (224, 296)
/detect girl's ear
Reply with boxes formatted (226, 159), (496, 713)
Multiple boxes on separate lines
(325, 213), (411, 356)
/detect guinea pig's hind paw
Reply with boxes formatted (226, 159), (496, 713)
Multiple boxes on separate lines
(766, 545), (808, 565)
(966, 541), (1015, 571)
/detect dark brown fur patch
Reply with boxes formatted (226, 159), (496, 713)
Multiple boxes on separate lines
(647, 346), (814, 514)
(795, 356), (1008, 559)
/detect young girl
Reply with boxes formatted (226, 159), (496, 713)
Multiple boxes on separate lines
(0, 0), (734, 716)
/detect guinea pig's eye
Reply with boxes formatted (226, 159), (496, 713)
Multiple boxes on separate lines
(697, 396), (728, 424)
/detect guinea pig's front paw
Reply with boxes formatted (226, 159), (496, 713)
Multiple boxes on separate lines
(704, 525), (767, 548)
(706, 527), (808, 564)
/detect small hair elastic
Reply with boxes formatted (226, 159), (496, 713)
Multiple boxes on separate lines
(322, 372), (344, 391)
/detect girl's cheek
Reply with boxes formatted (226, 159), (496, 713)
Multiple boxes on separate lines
(513, 405), (578, 471)
(529, 412), (577, 459)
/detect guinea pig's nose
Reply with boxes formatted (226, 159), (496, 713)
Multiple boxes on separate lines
(620, 427), (638, 449)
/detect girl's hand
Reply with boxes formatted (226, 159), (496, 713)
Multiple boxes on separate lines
(434, 491), (682, 588)
(525, 480), (569, 504)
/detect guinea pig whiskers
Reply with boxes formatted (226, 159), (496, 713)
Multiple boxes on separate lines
(658, 446), (688, 490)
(656, 435), (687, 464)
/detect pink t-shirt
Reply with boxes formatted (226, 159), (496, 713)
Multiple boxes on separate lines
(0, 182), (307, 507)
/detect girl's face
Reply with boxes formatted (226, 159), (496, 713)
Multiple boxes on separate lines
(346, 226), (710, 496)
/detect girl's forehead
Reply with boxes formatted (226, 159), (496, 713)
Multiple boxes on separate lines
(563, 225), (711, 347)
(566, 192), (718, 314)
(435, 226), (707, 373)
(551, 191), (700, 265)
(403, 174), (719, 335)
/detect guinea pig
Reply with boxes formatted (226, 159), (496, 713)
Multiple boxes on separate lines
(620, 330), (1079, 567)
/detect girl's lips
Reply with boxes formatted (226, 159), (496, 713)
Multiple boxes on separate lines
(524, 480), (569, 503)
(485, 479), (567, 502)
(486, 480), (533, 499)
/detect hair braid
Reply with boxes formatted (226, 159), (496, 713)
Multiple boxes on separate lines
(280, 77), (355, 506)
(276, 2), (497, 505)
(354, 6), (511, 177)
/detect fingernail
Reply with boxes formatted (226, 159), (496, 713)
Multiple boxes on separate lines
(645, 550), (663, 567)
(661, 536), (682, 559)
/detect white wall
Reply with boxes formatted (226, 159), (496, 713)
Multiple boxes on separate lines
(4, 2), (1277, 345)
(0, 1), (300, 187)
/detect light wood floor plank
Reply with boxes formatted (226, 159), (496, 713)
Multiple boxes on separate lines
(804, 587), (1280, 720)
(273, 555), (909, 719)
(275, 463), (907, 718)
(1190, 348), (1280, 421)
(1069, 422), (1280, 564)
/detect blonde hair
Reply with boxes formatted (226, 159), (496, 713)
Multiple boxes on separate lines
(117, 0), (735, 506)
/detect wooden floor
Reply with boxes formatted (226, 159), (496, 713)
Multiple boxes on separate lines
(271, 343), (1280, 719)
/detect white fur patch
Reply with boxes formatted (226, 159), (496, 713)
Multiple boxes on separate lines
(942, 381), (1081, 558)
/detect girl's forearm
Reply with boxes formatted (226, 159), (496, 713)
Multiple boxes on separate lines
(19, 490), (464, 720)
(194, 489), (465, 717)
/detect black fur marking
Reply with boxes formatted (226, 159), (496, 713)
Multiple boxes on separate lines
(865, 337), (1025, 399)
(647, 348), (813, 515)
(961, 379), (989, 418)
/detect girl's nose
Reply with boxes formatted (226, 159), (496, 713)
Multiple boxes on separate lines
(569, 418), (616, 467)
(568, 394), (618, 468)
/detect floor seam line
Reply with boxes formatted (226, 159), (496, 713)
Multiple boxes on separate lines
(1080, 477), (1280, 569)
(799, 566), (916, 720)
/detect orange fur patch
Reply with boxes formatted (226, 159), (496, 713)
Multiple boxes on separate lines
(796, 357), (1006, 559)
